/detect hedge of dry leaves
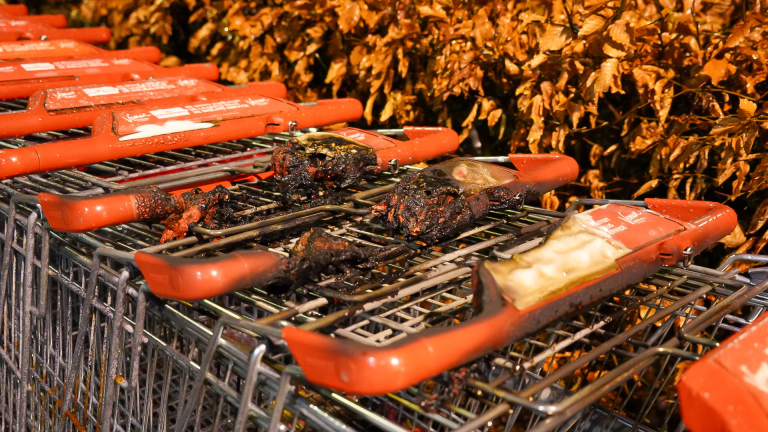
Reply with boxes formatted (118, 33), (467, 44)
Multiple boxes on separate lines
(56, 0), (768, 264)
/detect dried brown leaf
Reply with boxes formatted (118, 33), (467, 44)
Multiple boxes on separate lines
(701, 58), (736, 86)
(748, 199), (768, 234)
(632, 179), (660, 198)
(579, 14), (606, 37)
(720, 223), (747, 248)
(595, 58), (619, 94)
(539, 24), (573, 51)
(738, 97), (758, 119)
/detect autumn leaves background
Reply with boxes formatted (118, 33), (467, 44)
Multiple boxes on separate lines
(40, 0), (768, 266)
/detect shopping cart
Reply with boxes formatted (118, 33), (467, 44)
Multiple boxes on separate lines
(0, 128), (764, 432)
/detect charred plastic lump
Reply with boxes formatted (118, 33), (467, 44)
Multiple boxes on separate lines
(272, 126), (460, 202)
(279, 198), (736, 395)
(373, 155), (579, 242)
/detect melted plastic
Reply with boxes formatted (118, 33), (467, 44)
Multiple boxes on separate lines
(484, 211), (631, 310)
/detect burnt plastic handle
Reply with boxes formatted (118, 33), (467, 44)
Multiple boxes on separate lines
(0, 5), (28, 16)
(39, 191), (146, 233)
(43, 27), (112, 44)
(17, 14), (67, 28)
(135, 250), (288, 301)
(508, 153), (579, 194)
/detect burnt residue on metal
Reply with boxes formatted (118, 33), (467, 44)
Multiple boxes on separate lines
(418, 363), (491, 412)
(272, 133), (378, 202)
(372, 171), (524, 243)
(159, 185), (232, 243)
(255, 228), (410, 294)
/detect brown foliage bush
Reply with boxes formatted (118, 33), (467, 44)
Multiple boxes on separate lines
(66, 0), (768, 264)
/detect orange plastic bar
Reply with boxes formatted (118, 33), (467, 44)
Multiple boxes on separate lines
(507, 153), (579, 194)
(0, 5), (28, 16)
(0, 96), (362, 179)
(135, 250), (288, 300)
(371, 126), (459, 171)
(0, 78), (286, 138)
(0, 58), (218, 100)
(678, 312), (768, 432)
(282, 199), (737, 395)
(0, 20), (111, 43)
(39, 170), (274, 232)
(0, 40), (161, 62)
(40, 188), (177, 232)
(0, 14), (67, 27)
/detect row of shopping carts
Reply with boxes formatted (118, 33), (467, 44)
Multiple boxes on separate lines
(0, 6), (765, 432)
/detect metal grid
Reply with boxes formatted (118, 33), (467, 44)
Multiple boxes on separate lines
(0, 130), (764, 432)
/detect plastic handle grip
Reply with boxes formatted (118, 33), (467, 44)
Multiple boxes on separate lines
(373, 126), (459, 171)
(0, 5), (28, 16)
(40, 192), (141, 232)
(167, 63), (220, 81)
(116, 46), (162, 63)
(646, 198), (738, 259)
(16, 14), (67, 27)
(37, 188), (185, 232)
(244, 81), (287, 99)
(678, 312), (768, 432)
(265, 98), (364, 132)
(41, 27), (111, 44)
(135, 250), (288, 300)
(507, 153), (580, 194)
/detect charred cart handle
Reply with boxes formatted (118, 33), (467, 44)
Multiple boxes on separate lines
(0, 97), (362, 179)
(12, 14), (68, 27)
(281, 199), (736, 395)
(373, 126), (459, 171)
(23, 26), (113, 44)
(39, 188), (180, 233)
(508, 153), (579, 194)
(134, 250), (288, 300)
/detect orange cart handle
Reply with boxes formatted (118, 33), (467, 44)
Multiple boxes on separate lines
(38, 169), (273, 232)
(283, 199), (736, 395)
(23, 26), (112, 44)
(0, 5), (28, 16)
(507, 153), (579, 194)
(39, 188), (180, 233)
(135, 250), (289, 300)
(373, 126), (459, 171)
(110, 46), (162, 63)
(13, 14), (67, 27)
(678, 312), (768, 432)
